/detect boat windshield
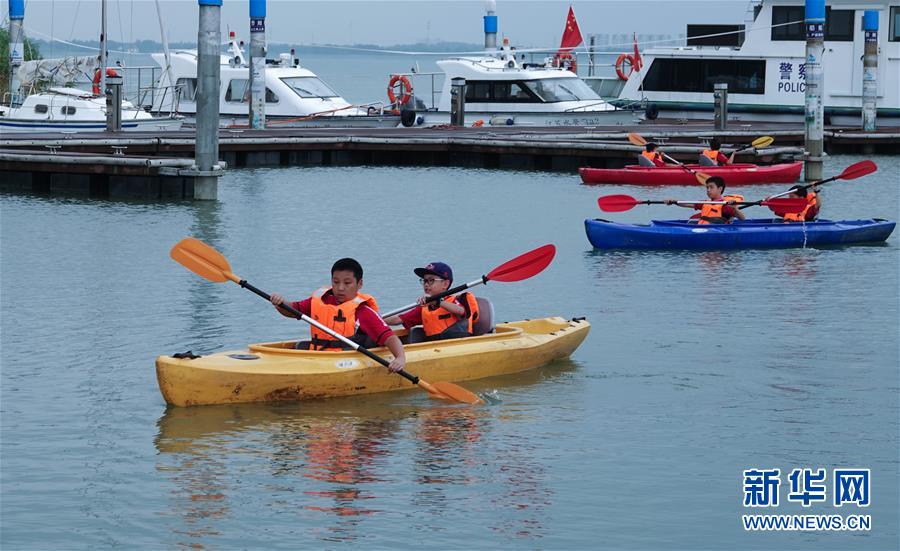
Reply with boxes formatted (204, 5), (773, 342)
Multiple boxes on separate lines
(280, 77), (340, 99)
(523, 78), (601, 102)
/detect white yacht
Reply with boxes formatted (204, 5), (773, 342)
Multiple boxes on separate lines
(151, 34), (395, 127)
(0, 86), (182, 133)
(600, 0), (899, 125)
(400, 41), (641, 127)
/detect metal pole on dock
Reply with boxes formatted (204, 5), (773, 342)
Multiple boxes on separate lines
(588, 35), (595, 77)
(803, 0), (825, 181)
(195, 0), (223, 200)
(249, 0), (266, 129)
(106, 75), (123, 131)
(450, 78), (466, 126)
(714, 83), (728, 130)
(7, 0), (25, 107)
(484, 0), (497, 51)
(862, 10), (878, 132)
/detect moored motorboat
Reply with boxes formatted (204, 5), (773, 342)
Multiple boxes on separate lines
(156, 317), (590, 407)
(584, 218), (895, 250)
(579, 162), (802, 186)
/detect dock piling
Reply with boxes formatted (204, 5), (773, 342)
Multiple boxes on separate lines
(249, 0), (266, 129)
(862, 10), (879, 132)
(7, 0), (26, 107)
(803, 0), (825, 181)
(195, 0), (223, 200)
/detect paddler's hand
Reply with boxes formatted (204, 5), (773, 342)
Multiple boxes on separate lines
(664, 199), (676, 205)
(270, 293), (284, 306)
(416, 295), (431, 306)
(387, 356), (405, 373)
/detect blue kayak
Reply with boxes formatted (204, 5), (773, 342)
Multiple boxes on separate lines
(585, 218), (896, 250)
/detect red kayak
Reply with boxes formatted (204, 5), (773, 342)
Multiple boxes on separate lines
(579, 162), (803, 186)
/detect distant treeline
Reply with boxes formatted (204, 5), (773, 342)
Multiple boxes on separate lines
(26, 38), (483, 54)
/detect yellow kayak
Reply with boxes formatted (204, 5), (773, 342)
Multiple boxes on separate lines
(156, 317), (590, 406)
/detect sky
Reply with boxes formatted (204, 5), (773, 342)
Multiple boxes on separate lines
(13, 0), (750, 50)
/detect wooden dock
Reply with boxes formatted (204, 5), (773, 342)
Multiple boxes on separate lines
(1, 121), (895, 199)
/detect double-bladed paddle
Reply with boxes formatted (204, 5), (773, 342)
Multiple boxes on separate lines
(169, 237), (483, 405)
(738, 160), (878, 213)
(597, 194), (809, 213)
(763, 160), (877, 201)
(380, 244), (556, 318)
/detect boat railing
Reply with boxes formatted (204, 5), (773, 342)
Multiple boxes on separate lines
(389, 71), (443, 111)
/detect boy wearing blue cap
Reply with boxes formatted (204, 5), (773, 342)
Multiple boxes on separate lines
(383, 262), (480, 344)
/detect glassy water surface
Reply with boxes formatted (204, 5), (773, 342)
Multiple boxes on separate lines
(1, 154), (897, 549)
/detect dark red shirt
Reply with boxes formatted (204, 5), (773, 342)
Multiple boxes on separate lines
(290, 292), (394, 346)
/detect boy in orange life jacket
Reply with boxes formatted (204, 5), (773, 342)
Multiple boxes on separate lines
(665, 176), (746, 224)
(269, 258), (406, 373)
(383, 262), (479, 344)
(638, 143), (667, 167)
(782, 185), (820, 222)
(699, 138), (735, 166)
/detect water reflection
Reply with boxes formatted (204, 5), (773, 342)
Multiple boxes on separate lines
(154, 358), (579, 547)
(767, 248), (820, 279)
(155, 400), (405, 546)
(182, 201), (230, 347)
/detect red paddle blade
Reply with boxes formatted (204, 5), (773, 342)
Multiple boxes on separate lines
(838, 160), (877, 180)
(486, 244), (556, 283)
(597, 194), (640, 212)
(763, 197), (809, 215)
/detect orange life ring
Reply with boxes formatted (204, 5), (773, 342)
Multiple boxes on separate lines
(92, 68), (119, 95)
(615, 54), (635, 81)
(386, 74), (413, 106)
(554, 53), (577, 74)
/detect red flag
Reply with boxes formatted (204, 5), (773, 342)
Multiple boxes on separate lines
(632, 33), (643, 72)
(557, 6), (583, 55)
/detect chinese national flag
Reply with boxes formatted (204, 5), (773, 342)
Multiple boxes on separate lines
(557, 5), (583, 54)
(632, 33), (643, 71)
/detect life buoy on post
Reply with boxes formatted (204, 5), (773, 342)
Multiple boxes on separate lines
(386, 75), (413, 107)
(554, 53), (578, 74)
(92, 68), (120, 95)
(615, 54), (635, 81)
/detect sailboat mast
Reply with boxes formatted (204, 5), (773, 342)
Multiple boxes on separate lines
(154, 0), (178, 113)
(100, 0), (108, 95)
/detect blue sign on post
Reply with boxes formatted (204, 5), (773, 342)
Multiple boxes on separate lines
(805, 0), (825, 39)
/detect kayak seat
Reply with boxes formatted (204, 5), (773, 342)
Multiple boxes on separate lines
(472, 297), (495, 336)
(698, 155), (716, 166)
(637, 155), (655, 167)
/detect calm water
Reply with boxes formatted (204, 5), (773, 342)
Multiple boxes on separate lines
(1, 154), (898, 549)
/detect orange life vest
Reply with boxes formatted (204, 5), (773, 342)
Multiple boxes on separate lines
(702, 149), (721, 165)
(698, 194), (743, 225)
(783, 192), (818, 222)
(421, 293), (479, 338)
(309, 286), (379, 351)
(641, 151), (662, 164)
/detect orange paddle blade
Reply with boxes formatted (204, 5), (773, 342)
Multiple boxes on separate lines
(170, 238), (239, 283)
(627, 132), (647, 146)
(486, 244), (556, 283)
(695, 172), (711, 185)
(423, 381), (484, 404)
(597, 194), (640, 212)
